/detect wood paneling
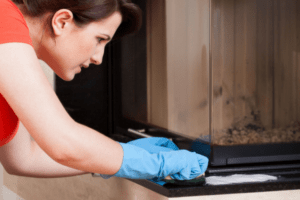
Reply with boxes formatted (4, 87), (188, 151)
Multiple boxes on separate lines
(256, 0), (274, 129)
(147, 0), (168, 128)
(274, 0), (299, 128)
(147, 0), (210, 138)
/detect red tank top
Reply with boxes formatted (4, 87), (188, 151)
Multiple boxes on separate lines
(0, 0), (33, 146)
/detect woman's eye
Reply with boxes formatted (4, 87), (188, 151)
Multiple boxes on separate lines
(97, 37), (105, 43)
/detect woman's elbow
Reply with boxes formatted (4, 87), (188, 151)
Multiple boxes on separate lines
(2, 164), (27, 176)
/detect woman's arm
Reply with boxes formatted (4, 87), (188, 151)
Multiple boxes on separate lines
(0, 43), (123, 175)
(0, 122), (89, 177)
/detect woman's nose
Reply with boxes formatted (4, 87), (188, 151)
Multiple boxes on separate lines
(90, 56), (102, 65)
(91, 48), (104, 65)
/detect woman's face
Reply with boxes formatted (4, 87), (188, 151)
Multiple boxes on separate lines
(40, 11), (122, 81)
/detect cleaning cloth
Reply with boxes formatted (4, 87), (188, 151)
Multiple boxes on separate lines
(205, 174), (277, 185)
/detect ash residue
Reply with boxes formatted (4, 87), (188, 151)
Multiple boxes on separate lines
(213, 111), (300, 145)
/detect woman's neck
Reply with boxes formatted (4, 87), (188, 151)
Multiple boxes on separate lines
(16, 4), (48, 58)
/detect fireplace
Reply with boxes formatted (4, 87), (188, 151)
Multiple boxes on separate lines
(56, 0), (300, 196)
(109, 0), (300, 172)
(56, 0), (300, 172)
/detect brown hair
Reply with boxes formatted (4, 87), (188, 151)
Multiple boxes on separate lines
(12, 0), (142, 40)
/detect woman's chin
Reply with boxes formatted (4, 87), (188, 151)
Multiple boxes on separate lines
(57, 72), (76, 82)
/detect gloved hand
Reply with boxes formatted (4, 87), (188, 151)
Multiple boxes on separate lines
(101, 142), (208, 181)
(127, 137), (179, 153)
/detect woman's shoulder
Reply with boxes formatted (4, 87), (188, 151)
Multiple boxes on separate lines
(0, 0), (22, 14)
(0, 0), (32, 46)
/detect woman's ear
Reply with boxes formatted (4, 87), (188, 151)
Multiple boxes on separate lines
(51, 9), (74, 36)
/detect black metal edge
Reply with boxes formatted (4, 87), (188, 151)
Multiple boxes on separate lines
(210, 143), (300, 166)
(113, 120), (193, 141)
(129, 179), (171, 197)
(107, 44), (114, 137)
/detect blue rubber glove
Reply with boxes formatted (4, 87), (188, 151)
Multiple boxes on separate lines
(101, 142), (208, 181)
(127, 137), (179, 153)
(127, 137), (180, 185)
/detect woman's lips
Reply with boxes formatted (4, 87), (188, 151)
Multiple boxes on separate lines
(76, 64), (89, 74)
(80, 64), (89, 68)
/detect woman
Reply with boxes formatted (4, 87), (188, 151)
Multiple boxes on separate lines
(0, 0), (208, 181)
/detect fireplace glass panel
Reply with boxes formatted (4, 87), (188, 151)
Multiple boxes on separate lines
(211, 0), (300, 146)
(114, 0), (300, 147)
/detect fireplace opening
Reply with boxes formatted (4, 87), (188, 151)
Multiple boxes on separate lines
(211, 0), (300, 148)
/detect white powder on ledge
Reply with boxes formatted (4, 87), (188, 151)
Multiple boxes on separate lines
(205, 174), (278, 185)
